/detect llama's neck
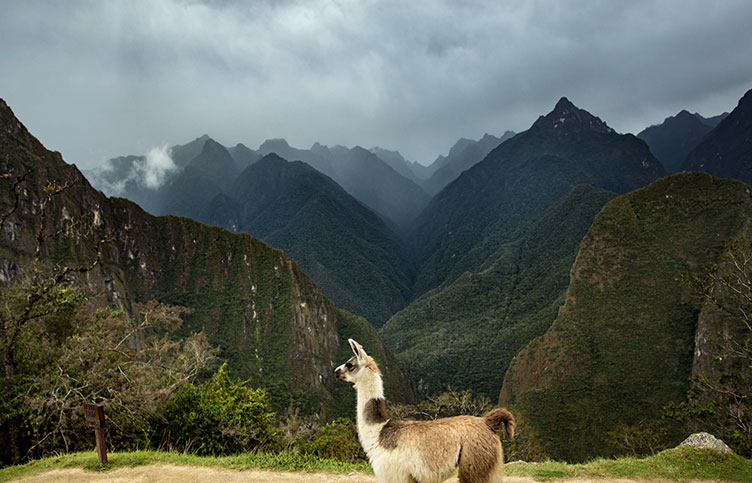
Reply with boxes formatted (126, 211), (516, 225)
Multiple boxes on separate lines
(355, 370), (384, 418)
(354, 371), (385, 454)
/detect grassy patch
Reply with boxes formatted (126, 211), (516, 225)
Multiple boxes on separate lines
(0, 450), (371, 482)
(2, 447), (751, 482)
(504, 447), (752, 481)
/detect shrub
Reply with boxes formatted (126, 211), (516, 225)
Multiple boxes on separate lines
(14, 301), (216, 461)
(391, 389), (493, 420)
(298, 418), (366, 463)
(161, 363), (278, 455)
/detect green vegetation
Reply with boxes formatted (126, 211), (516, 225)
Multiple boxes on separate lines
(503, 446), (752, 482)
(2, 446), (751, 482)
(386, 98), (662, 403)
(293, 418), (366, 463)
(163, 363), (278, 455)
(666, 236), (752, 457)
(382, 184), (615, 397)
(0, 283), (219, 465)
(0, 99), (414, 465)
(0, 450), (371, 482)
(502, 173), (752, 462)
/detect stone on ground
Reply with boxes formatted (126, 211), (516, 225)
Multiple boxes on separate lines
(678, 432), (733, 454)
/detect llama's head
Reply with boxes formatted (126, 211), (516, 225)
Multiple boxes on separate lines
(335, 338), (380, 383)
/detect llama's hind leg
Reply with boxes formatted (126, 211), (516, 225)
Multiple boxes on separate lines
(457, 438), (504, 483)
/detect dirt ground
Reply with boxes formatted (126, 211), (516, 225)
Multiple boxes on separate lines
(9, 464), (700, 483)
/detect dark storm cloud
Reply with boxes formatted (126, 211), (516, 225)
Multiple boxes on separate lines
(1, 0), (751, 168)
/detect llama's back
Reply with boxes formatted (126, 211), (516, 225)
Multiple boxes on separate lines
(375, 415), (504, 482)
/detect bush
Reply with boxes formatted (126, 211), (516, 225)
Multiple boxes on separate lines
(161, 363), (278, 455)
(297, 418), (366, 463)
(390, 389), (493, 420)
(13, 301), (217, 461)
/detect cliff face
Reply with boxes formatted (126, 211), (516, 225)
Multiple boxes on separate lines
(500, 172), (752, 462)
(0, 98), (414, 416)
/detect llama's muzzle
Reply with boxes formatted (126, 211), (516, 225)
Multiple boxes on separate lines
(334, 366), (347, 381)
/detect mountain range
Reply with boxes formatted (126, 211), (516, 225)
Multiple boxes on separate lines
(87, 138), (423, 326)
(255, 139), (431, 232)
(0, 99), (415, 419)
(422, 131), (516, 196)
(496, 88), (752, 461)
(10, 83), (752, 462)
(637, 110), (728, 173)
(683, 88), (752, 185)
(208, 153), (415, 326)
(381, 97), (665, 397)
(86, 129), (518, 326)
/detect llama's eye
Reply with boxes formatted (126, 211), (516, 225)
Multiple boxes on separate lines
(345, 362), (354, 371)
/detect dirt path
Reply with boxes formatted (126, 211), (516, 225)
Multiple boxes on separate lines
(9, 464), (696, 483)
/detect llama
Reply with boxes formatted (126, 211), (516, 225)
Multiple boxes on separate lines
(335, 338), (515, 483)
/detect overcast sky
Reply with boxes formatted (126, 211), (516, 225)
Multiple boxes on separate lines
(1, 0), (751, 169)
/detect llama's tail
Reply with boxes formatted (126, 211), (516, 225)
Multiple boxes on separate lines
(483, 407), (515, 440)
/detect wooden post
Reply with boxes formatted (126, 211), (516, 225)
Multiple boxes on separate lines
(83, 403), (107, 464)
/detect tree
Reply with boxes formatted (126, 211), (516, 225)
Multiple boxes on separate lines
(1, 170), (100, 464)
(1, 169), (219, 464)
(22, 301), (217, 457)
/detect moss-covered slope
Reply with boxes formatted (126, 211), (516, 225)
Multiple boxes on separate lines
(381, 183), (615, 397)
(500, 172), (752, 462)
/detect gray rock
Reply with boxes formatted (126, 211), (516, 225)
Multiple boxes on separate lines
(679, 432), (733, 454)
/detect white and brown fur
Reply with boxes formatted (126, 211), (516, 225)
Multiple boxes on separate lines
(335, 339), (515, 483)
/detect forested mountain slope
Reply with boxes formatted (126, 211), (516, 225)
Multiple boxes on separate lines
(0, 99), (414, 418)
(501, 172), (752, 462)
(205, 154), (414, 326)
(381, 98), (664, 398)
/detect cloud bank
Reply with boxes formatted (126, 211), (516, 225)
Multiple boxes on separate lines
(91, 144), (177, 195)
(142, 145), (178, 189)
(1, 0), (751, 168)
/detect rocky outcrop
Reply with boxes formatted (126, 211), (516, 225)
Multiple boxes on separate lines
(679, 432), (734, 454)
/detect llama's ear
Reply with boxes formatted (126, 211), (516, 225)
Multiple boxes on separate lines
(348, 338), (367, 360)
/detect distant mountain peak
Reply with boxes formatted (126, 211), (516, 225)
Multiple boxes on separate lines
(186, 137), (238, 186)
(369, 146), (407, 161)
(201, 137), (225, 152)
(260, 138), (291, 151)
(533, 97), (614, 135)
(1, 98), (29, 140)
(738, 87), (752, 108)
(0, 98), (48, 158)
(682, 87), (752, 182)
(257, 152), (287, 164)
(553, 96), (576, 113)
